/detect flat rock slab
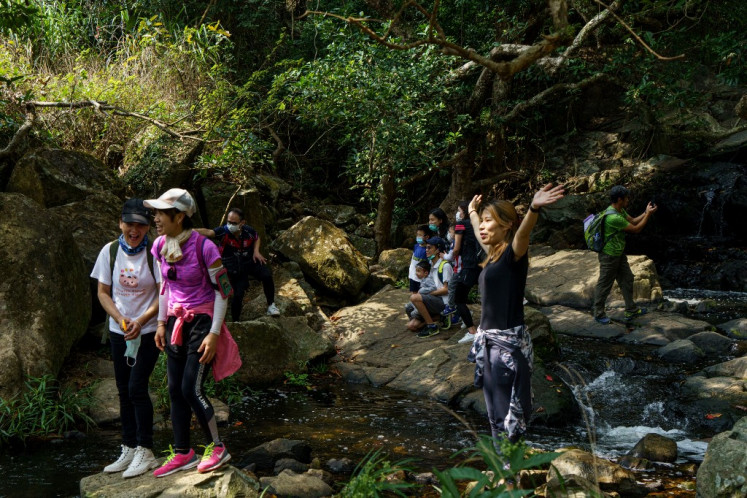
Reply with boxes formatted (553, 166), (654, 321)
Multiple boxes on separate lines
(539, 306), (627, 339)
(609, 310), (711, 341)
(331, 286), (576, 424)
(79, 465), (260, 498)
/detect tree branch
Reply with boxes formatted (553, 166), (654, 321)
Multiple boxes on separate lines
(548, 0), (622, 74)
(301, 0), (573, 79)
(592, 0), (684, 61)
(501, 72), (615, 123)
(26, 100), (204, 142)
(0, 105), (36, 160)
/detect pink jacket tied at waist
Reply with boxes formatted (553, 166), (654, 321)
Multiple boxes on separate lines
(168, 302), (242, 382)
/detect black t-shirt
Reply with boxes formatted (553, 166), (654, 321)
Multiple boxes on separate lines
(478, 243), (528, 330)
(454, 219), (482, 269)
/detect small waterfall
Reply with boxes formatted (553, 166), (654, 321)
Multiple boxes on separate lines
(558, 366), (706, 460)
(696, 189), (715, 237)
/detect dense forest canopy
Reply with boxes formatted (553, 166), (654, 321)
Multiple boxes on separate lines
(1, 0), (746, 251)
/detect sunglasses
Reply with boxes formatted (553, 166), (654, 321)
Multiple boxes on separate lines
(167, 264), (177, 280)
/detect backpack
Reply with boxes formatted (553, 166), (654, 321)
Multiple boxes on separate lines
(101, 238), (156, 343)
(583, 208), (618, 252)
(436, 259), (452, 285)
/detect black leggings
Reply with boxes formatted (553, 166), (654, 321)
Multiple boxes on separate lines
(230, 262), (274, 321)
(455, 267), (481, 328)
(165, 315), (220, 450)
(110, 331), (160, 449)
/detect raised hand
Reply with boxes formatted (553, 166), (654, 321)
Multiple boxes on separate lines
(531, 184), (565, 209)
(468, 194), (482, 215)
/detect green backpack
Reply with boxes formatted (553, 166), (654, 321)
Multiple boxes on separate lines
(583, 208), (618, 253)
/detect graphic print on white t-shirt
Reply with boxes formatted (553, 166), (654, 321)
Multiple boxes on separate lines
(90, 244), (160, 334)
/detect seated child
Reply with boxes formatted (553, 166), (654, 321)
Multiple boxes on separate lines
(407, 224), (432, 294)
(405, 260), (435, 318)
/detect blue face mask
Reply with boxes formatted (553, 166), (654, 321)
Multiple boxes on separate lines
(416, 236), (424, 244)
(427, 253), (436, 261)
(428, 223), (438, 232)
(124, 336), (141, 367)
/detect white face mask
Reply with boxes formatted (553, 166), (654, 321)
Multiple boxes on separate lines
(455, 211), (462, 221)
(447, 232), (454, 242)
(227, 223), (240, 234)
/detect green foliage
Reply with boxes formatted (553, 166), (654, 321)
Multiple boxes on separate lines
(283, 371), (310, 387)
(434, 436), (560, 497)
(0, 375), (95, 446)
(338, 449), (417, 497)
(273, 22), (456, 211)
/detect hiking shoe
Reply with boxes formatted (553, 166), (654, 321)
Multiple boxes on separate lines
(441, 305), (457, 316)
(197, 442), (231, 473)
(594, 316), (611, 325)
(123, 446), (158, 478)
(624, 308), (648, 321)
(440, 313), (452, 329)
(450, 313), (462, 326)
(153, 447), (198, 478)
(104, 445), (136, 473)
(418, 324), (440, 338)
(457, 331), (476, 344)
(267, 303), (280, 316)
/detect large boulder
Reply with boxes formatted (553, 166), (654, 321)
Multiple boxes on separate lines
(0, 193), (91, 399)
(696, 416), (747, 498)
(7, 148), (123, 207)
(229, 316), (335, 385)
(271, 216), (370, 297)
(526, 249), (662, 308)
(47, 192), (124, 270)
(377, 248), (413, 280)
(80, 465), (259, 497)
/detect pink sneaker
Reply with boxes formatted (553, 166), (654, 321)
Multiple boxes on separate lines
(197, 442), (231, 473)
(153, 446), (198, 478)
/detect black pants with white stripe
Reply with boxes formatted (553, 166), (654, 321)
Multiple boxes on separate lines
(165, 315), (220, 451)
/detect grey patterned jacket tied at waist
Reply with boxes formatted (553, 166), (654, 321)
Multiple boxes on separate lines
(467, 324), (534, 387)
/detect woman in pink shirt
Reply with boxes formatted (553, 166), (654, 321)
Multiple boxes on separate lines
(145, 188), (236, 476)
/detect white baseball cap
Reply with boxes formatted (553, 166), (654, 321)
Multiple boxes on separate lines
(144, 188), (196, 217)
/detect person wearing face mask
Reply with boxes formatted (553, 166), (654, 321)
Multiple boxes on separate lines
(428, 207), (449, 239)
(197, 207), (279, 320)
(91, 198), (161, 478)
(407, 224), (433, 294)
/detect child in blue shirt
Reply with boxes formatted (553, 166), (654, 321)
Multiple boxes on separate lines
(408, 224), (432, 293)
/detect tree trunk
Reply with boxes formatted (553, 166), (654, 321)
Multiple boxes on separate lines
(373, 168), (395, 256)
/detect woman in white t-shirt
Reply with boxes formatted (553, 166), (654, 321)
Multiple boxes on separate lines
(90, 198), (161, 478)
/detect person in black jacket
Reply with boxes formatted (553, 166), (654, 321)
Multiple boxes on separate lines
(197, 208), (279, 320)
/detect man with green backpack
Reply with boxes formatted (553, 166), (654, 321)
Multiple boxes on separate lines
(591, 185), (658, 324)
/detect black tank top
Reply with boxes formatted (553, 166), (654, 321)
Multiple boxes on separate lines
(478, 243), (528, 330)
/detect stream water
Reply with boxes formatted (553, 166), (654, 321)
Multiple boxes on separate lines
(1, 291), (742, 497)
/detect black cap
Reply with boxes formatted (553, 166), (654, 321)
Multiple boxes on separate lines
(121, 198), (151, 225)
(426, 236), (446, 252)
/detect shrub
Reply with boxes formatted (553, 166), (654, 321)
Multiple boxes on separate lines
(0, 374), (95, 446)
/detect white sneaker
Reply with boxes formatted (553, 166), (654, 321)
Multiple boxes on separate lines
(461, 322), (467, 329)
(267, 303), (280, 316)
(104, 445), (137, 473)
(457, 331), (476, 344)
(122, 446), (159, 478)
